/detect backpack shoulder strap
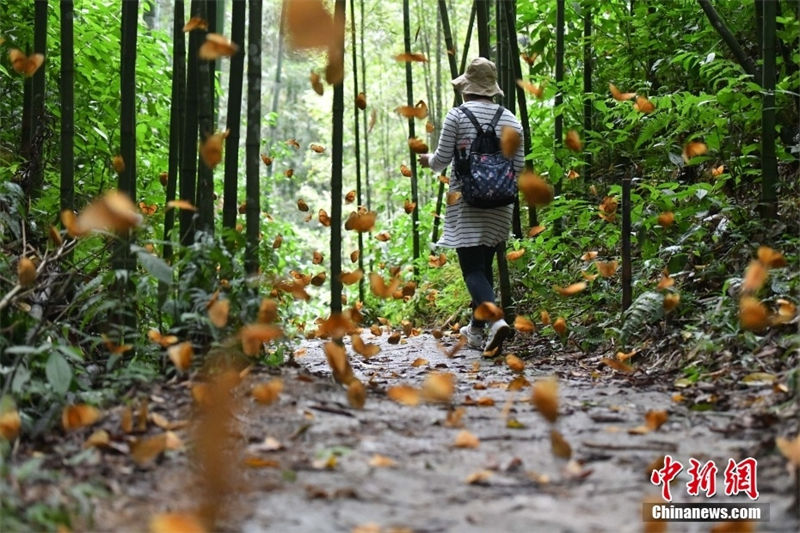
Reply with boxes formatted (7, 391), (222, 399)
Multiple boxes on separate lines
(458, 106), (482, 132)
(489, 106), (505, 129)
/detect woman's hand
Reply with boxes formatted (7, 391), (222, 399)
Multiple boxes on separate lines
(417, 153), (431, 168)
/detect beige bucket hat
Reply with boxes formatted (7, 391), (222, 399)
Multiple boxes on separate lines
(451, 57), (504, 97)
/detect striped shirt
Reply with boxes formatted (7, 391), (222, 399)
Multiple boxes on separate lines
(428, 100), (524, 249)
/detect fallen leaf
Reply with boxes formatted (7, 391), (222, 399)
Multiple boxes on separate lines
(9, 49), (44, 77)
(252, 379), (284, 405)
(553, 317), (567, 336)
(501, 126), (521, 158)
(513, 316), (535, 333)
(130, 433), (167, 466)
(324, 341), (355, 385)
(387, 385), (420, 406)
(506, 354), (525, 372)
(757, 246), (786, 268)
(199, 130), (229, 169)
(243, 456), (280, 469)
(167, 199), (197, 211)
(565, 129), (582, 152)
(528, 225), (546, 237)
(474, 302), (504, 321)
(394, 52), (427, 62)
(198, 33), (239, 60)
(453, 430), (480, 448)
(554, 282), (587, 296)
(62, 405), (101, 431)
(285, 0), (336, 50)
(595, 260), (618, 278)
(240, 324), (283, 355)
(368, 454), (397, 468)
(506, 249), (525, 261)
(168, 342), (193, 372)
(742, 260), (768, 294)
(344, 210), (378, 232)
(83, 429), (110, 449)
(633, 95), (655, 113)
(656, 272), (674, 291)
(208, 299), (229, 328)
(0, 407), (21, 441)
(682, 140), (707, 163)
(550, 429), (572, 459)
(183, 17), (208, 32)
(17, 257), (36, 287)
(657, 212), (675, 227)
(516, 79), (544, 98)
(600, 357), (634, 374)
(532, 378), (558, 423)
(351, 334), (380, 358)
(663, 292), (680, 311)
(739, 296), (769, 332)
(609, 82), (636, 101)
(408, 137), (428, 153)
(421, 372), (455, 403)
(150, 512), (207, 533)
(518, 171), (553, 207)
(347, 379), (366, 409)
(465, 469), (493, 484)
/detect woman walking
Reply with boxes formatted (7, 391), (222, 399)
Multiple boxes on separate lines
(419, 57), (524, 353)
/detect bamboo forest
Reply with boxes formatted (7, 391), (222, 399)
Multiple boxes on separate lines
(1, 0), (799, 531)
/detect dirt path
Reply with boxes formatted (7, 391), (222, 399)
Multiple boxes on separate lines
(93, 330), (797, 533)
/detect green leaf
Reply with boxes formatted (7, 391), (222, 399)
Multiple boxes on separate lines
(133, 246), (173, 284)
(45, 353), (72, 395)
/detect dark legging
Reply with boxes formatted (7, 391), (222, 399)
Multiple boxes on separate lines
(456, 245), (497, 328)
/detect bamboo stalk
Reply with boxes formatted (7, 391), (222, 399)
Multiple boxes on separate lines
(330, 0), (346, 311)
(432, 0), (474, 243)
(403, 0), (421, 278)
(164, 1), (185, 259)
(350, 0), (365, 302)
(245, 0), (262, 274)
(60, 1), (74, 214)
(222, 0), (246, 230)
(180, 0), (203, 245)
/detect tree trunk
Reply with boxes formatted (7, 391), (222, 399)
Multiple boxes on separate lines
(432, 0), (474, 244)
(403, 0), (421, 279)
(476, 0), (490, 59)
(360, 0), (371, 212)
(330, 0), (346, 312)
(196, 0), (215, 233)
(114, 0), (139, 341)
(553, 0), (564, 236)
(265, 0), (287, 202)
(28, 0), (48, 198)
(164, 1), (186, 261)
(760, 0), (778, 219)
(245, 0), (262, 274)
(222, 0), (246, 230)
(497, 0), (521, 240)
(349, 0), (365, 302)
(697, 0), (759, 80)
(583, 1), (592, 184)
(118, 0), (138, 229)
(60, 1), (74, 214)
(180, 0), (203, 245)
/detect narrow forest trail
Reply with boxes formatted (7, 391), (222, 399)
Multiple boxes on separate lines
(86, 330), (799, 533)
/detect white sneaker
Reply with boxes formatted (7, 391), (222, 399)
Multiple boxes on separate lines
(484, 318), (510, 353)
(459, 325), (484, 350)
